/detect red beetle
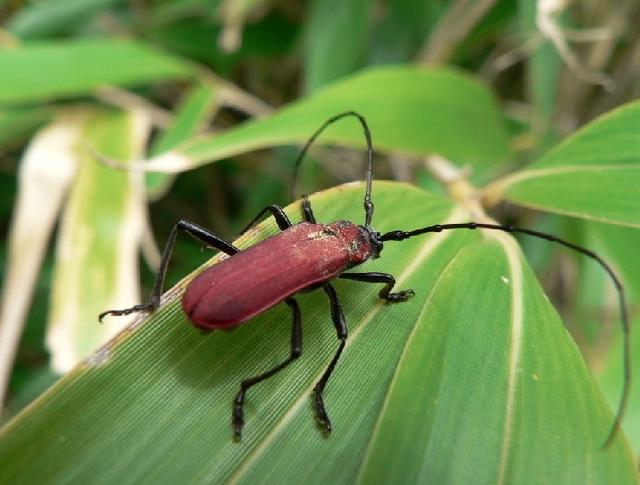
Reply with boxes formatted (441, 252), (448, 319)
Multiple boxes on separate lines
(100, 112), (629, 445)
(182, 220), (380, 329)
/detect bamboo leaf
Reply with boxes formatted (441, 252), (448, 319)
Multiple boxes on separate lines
(358, 235), (635, 483)
(485, 101), (640, 227)
(589, 222), (640, 304)
(145, 67), (510, 172)
(0, 39), (193, 106)
(46, 108), (150, 372)
(596, 324), (640, 456)
(146, 82), (220, 200)
(0, 183), (634, 483)
(7, 0), (124, 38)
(304, 0), (371, 92)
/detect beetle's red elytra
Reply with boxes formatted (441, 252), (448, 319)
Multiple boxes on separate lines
(100, 111), (629, 447)
(182, 221), (379, 330)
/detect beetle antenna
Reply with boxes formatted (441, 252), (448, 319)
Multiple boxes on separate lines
(290, 111), (375, 226)
(380, 222), (630, 448)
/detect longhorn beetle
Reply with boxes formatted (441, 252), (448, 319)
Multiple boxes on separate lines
(100, 111), (629, 446)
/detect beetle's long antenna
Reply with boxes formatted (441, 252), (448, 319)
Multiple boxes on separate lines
(290, 111), (375, 226)
(380, 222), (630, 448)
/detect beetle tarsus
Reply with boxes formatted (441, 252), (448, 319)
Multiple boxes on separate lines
(313, 387), (332, 433)
(98, 303), (155, 323)
(233, 391), (245, 440)
(227, 298), (302, 439)
(384, 289), (415, 302)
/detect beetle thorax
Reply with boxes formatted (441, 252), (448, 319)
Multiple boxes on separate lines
(325, 220), (380, 267)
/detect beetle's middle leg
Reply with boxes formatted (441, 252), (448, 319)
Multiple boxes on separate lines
(99, 220), (239, 321)
(233, 297), (302, 440)
(339, 272), (415, 302)
(313, 283), (347, 434)
(301, 194), (317, 223)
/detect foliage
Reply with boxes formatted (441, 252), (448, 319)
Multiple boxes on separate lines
(0, 0), (639, 483)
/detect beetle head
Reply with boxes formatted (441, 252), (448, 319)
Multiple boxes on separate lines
(360, 225), (383, 259)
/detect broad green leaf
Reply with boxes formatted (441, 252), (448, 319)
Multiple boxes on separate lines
(485, 101), (640, 227)
(358, 236), (635, 484)
(304, 0), (371, 92)
(590, 222), (640, 304)
(146, 82), (220, 200)
(145, 67), (510, 172)
(597, 323), (640, 456)
(0, 39), (193, 106)
(46, 108), (150, 372)
(7, 0), (124, 38)
(0, 183), (634, 483)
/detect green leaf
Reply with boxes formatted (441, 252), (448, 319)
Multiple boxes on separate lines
(590, 222), (640, 304)
(146, 82), (220, 199)
(47, 108), (150, 371)
(7, 0), (124, 38)
(518, 0), (562, 143)
(596, 321), (640, 456)
(0, 39), (193, 106)
(485, 101), (640, 227)
(358, 235), (635, 483)
(368, 0), (434, 64)
(0, 183), (634, 483)
(147, 67), (510, 171)
(304, 0), (371, 92)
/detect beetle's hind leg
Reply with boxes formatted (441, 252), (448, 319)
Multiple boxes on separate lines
(233, 297), (302, 440)
(99, 220), (239, 322)
(339, 272), (414, 302)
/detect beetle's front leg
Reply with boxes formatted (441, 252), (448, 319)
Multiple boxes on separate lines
(339, 272), (414, 302)
(99, 220), (239, 322)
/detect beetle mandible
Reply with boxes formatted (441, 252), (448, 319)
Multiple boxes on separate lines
(100, 112), (629, 446)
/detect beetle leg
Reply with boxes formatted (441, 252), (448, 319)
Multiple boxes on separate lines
(339, 271), (415, 302)
(99, 220), (239, 322)
(232, 297), (302, 440)
(301, 194), (316, 223)
(313, 284), (347, 434)
(239, 204), (292, 234)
